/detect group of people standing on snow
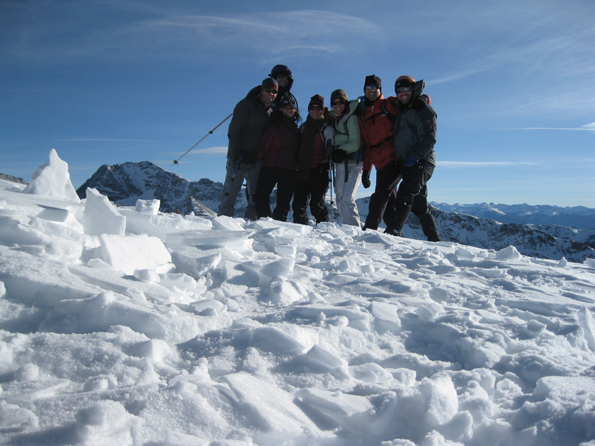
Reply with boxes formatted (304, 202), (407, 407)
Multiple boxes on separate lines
(217, 64), (440, 242)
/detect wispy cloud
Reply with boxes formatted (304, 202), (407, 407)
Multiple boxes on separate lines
(515, 86), (595, 109)
(511, 122), (595, 132)
(3, 6), (380, 64)
(439, 161), (535, 168)
(186, 146), (227, 155)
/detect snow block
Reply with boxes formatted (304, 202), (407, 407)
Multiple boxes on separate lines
(135, 199), (160, 215)
(93, 233), (172, 275)
(83, 188), (126, 236)
(23, 149), (80, 202)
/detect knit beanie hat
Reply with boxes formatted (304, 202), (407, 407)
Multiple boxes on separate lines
(308, 94), (324, 108)
(395, 75), (415, 91)
(364, 74), (382, 90)
(269, 64), (293, 79)
(279, 93), (297, 109)
(261, 77), (279, 91)
(330, 89), (348, 103)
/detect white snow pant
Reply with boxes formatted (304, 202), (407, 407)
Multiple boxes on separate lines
(218, 158), (262, 220)
(333, 162), (363, 227)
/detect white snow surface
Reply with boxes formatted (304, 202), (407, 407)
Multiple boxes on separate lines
(1, 151), (595, 446)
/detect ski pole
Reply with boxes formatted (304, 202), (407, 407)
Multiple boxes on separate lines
(172, 112), (233, 166)
(329, 162), (335, 223)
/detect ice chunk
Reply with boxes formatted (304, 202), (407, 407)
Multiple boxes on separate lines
(93, 233), (172, 275)
(420, 375), (459, 427)
(83, 188), (126, 236)
(75, 400), (142, 444)
(578, 306), (595, 352)
(135, 199), (160, 215)
(23, 149), (80, 202)
(494, 245), (521, 261)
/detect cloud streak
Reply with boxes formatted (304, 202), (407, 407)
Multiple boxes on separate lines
(439, 161), (535, 168)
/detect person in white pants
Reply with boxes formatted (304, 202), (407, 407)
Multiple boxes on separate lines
(329, 89), (364, 227)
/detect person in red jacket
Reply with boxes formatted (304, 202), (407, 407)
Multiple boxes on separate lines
(358, 75), (401, 230)
(254, 94), (301, 221)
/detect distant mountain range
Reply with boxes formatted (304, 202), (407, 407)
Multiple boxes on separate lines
(430, 202), (595, 229)
(4, 162), (594, 263)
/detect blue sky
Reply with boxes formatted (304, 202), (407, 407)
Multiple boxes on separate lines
(2, 0), (594, 207)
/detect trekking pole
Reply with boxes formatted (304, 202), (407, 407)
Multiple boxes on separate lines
(172, 112), (233, 166)
(329, 161), (335, 223)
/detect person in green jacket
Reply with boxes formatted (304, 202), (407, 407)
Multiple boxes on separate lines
(329, 89), (364, 227)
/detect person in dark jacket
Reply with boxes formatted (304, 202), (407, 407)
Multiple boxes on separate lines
(218, 78), (278, 220)
(385, 75), (440, 241)
(254, 94), (301, 221)
(358, 74), (401, 231)
(292, 95), (335, 225)
(269, 64), (295, 110)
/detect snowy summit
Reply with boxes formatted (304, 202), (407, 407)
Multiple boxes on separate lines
(1, 149), (595, 446)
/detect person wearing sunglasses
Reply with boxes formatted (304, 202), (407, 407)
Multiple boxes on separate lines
(268, 64), (297, 111)
(358, 74), (402, 232)
(293, 95), (334, 225)
(218, 78), (278, 220)
(329, 89), (364, 227)
(253, 94), (301, 221)
(385, 75), (440, 242)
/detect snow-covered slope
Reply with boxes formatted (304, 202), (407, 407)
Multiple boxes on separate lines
(1, 151), (595, 445)
(74, 162), (595, 263)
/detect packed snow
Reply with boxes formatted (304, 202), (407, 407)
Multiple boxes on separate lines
(1, 150), (595, 446)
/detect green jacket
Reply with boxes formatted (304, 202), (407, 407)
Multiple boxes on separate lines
(330, 99), (363, 162)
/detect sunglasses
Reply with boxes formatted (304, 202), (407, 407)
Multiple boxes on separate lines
(264, 89), (278, 94)
(396, 87), (412, 93)
(332, 100), (346, 106)
(365, 85), (379, 91)
(309, 105), (323, 111)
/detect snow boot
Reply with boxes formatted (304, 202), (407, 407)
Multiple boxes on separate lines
(419, 212), (441, 242)
(385, 204), (411, 237)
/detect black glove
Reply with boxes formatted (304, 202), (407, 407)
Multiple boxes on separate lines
(362, 170), (371, 188)
(331, 149), (347, 163)
(412, 94), (430, 110)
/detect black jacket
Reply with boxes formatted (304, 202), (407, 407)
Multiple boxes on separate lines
(227, 87), (273, 160)
(393, 80), (437, 167)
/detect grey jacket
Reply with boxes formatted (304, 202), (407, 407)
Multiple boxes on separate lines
(393, 80), (437, 167)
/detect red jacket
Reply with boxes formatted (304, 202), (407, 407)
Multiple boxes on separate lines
(359, 94), (399, 171)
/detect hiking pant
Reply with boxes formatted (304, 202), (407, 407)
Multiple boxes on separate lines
(218, 157), (262, 220)
(334, 162), (363, 227)
(254, 166), (297, 221)
(293, 164), (330, 225)
(387, 160), (436, 237)
(364, 161), (400, 230)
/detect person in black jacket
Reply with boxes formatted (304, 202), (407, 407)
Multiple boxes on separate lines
(385, 75), (441, 241)
(254, 94), (301, 221)
(269, 64), (295, 110)
(218, 78), (278, 219)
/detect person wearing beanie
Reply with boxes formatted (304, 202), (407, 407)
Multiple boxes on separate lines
(385, 75), (440, 242)
(218, 78), (278, 220)
(253, 93), (301, 221)
(269, 64), (296, 110)
(358, 74), (402, 231)
(329, 88), (364, 227)
(292, 94), (334, 225)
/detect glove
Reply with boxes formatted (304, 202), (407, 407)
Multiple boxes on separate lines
(331, 149), (347, 163)
(362, 170), (371, 189)
(412, 94), (430, 110)
(403, 156), (419, 167)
